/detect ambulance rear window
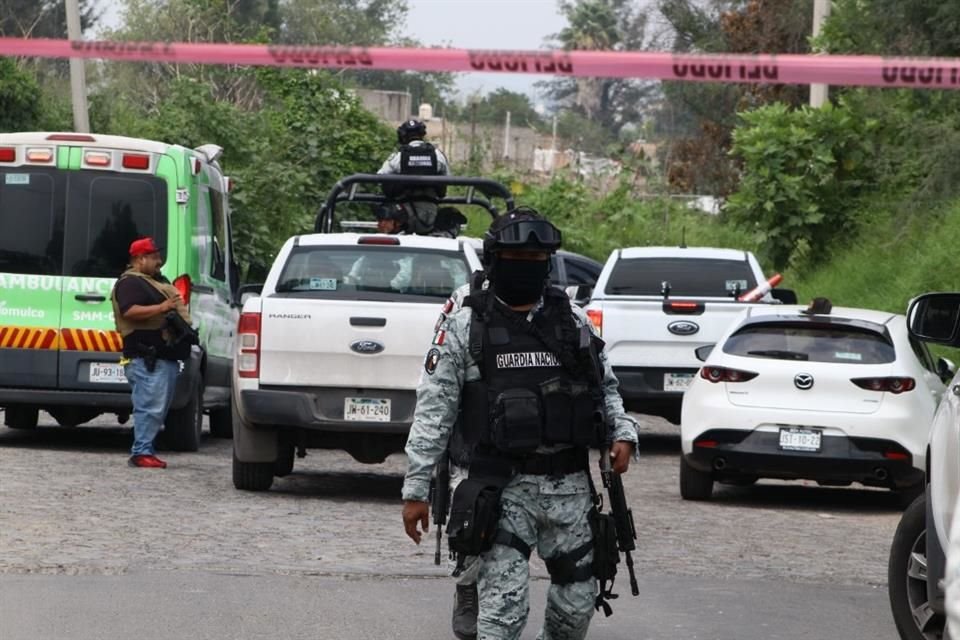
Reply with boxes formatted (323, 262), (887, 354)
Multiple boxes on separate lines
(0, 168), (65, 276)
(64, 172), (168, 278)
(0, 168), (168, 278)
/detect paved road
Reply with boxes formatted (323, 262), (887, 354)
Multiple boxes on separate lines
(0, 571), (893, 640)
(0, 412), (903, 638)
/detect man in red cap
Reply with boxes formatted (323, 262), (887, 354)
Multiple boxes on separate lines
(110, 237), (188, 468)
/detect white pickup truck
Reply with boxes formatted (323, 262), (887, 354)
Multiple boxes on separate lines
(230, 232), (482, 491)
(583, 246), (792, 424)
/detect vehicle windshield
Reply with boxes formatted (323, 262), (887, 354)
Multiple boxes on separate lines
(0, 167), (168, 277)
(722, 322), (896, 364)
(275, 245), (470, 300)
(605, 257), (757, 297)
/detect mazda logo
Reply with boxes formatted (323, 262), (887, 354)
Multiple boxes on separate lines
(667, 320), (700, 336)
(794, 373), (814, 390)
(350, 340), (385, 355)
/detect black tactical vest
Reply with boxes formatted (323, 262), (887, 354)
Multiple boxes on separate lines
(459, 290), (606, 456)
(399, 142), (440, 175)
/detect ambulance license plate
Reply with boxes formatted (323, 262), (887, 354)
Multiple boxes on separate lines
(88, 362), (127, 384)
(344, 397), (391, 422)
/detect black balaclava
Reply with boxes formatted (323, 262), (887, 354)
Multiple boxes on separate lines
(490, 256), (550, 306)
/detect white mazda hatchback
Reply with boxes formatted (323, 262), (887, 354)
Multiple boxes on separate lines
(679, 303), (949, 501)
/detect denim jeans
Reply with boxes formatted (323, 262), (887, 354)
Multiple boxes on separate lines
(124, 358), (179, 456)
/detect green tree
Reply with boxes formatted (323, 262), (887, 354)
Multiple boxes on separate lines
(818, 0), (960, 57)
(277, 0), (407, 46)
(468, 89), (545, 128)
(654, 0), (812, 195)
(539, 0), (657, 138)
(0, 57), (42, 132)
(726, 102), (876, 270)
(0, 0), (98, 37)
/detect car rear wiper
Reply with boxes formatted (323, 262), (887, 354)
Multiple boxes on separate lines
(746, 349), (809, 360)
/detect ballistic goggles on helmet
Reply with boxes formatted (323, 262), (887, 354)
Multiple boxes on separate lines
(490, 218), (562, 252)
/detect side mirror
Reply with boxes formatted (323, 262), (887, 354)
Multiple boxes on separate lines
(564, 284), (594, 307)
(937, 357), (956, 382)
(770, 288), (798, 305)
(908, 293), (960, 346)
(237, 283), (263, 306)
(695, 345), (715, 362)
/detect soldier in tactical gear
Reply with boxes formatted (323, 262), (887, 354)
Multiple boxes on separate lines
(378, 118), (450, 235)
(402, 209), (639, 640)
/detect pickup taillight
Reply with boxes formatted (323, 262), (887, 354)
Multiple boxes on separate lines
(586, 309), (603, 336)
(237, 312), (261, 379)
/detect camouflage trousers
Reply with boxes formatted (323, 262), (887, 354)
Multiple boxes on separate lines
(476, 471), (596, 640)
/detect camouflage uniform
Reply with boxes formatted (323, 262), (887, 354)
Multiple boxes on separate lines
(403, 288), (639, 640)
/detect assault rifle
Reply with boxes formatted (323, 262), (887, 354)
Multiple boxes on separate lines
(600, 446), (640, 596)
(429, 450), (451, 565)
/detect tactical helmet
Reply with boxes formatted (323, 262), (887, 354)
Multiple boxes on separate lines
(376, 204), (408, 222)
(482, 207), (562, 263)
(397, 119), (427, 145)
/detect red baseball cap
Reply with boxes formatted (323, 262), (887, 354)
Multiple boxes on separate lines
(129, 237), (161, 257)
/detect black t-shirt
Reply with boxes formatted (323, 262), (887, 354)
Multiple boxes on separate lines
(114, 276), (188, 361)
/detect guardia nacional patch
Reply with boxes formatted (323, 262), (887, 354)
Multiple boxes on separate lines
(424, 348), (441, 375)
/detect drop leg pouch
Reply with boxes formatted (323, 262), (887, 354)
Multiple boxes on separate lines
(447, 477), (505, 557)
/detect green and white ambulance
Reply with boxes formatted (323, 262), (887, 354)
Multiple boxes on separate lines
(0, 132), (240, 450)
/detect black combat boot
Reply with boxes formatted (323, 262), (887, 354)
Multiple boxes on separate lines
(452, 583), (478, 640)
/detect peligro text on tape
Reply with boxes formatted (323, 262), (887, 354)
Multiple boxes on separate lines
(1, 38), (960, 90)
(672, 62), (779, 81)
(467, 51), (575, 74)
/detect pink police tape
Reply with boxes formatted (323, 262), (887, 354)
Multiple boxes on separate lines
(2, 38), (960, 89)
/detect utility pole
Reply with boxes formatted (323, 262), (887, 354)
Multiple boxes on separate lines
(65, 0), (90, 132)
(503, 111), (511, 160)
(810, 0), (831, 107)
(550, 114), (558, 176)
(469, 101), (478, 170)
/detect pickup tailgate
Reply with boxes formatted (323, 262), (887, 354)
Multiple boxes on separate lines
(598, 298), (746, 368)
(259, 297), (435, 388)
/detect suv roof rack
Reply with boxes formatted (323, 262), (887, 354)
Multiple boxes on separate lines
(314, 174), (515, 233)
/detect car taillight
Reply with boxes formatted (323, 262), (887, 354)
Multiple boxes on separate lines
(26, 147), (53, 163)
(358, 236), (400, 245)
(122, 153), (150, 170)
(0, 147), (15, 162)
(46, 133), (96, 142)
(663, 300), (705, 315)
(586, 309), (602, 336)
(237, 312), (261, 379)
(84, 150), (111, 167)
(173, 274), (191, 307)
(851, 377), (916, 394)
(699, 366), (758, 383)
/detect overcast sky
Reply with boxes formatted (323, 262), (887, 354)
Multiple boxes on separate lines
(95, 0), (566, 100)
(402, 0), (566, 99)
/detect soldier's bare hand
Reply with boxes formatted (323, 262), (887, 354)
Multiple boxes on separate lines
(402, 500), (430, 544)
(610, 441), (635, 474)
